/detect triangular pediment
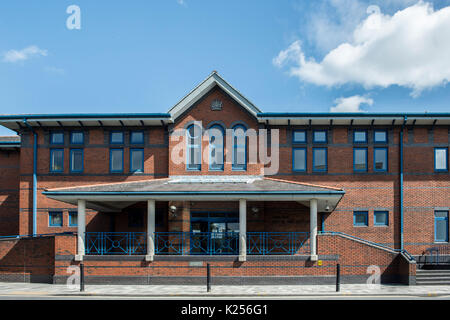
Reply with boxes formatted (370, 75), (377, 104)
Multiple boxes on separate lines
(168, 71), (261, 120)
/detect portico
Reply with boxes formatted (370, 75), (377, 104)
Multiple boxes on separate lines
(43, 176), (344, 262)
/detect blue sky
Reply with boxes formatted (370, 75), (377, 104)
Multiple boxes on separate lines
(0, 0), (449, 136)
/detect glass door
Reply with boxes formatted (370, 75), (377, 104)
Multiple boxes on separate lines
(190, 212), (239, 255)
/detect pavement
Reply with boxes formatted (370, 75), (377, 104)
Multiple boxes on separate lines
(0, 282), (450, 299)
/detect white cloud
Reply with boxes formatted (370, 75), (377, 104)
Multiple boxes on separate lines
(177, 0), (186, 6)
(331, 95), (373, 112)
(3, 45), (48, 63)
(274, 2), (450, 97)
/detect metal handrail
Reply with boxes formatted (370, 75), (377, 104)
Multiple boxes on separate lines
(319, 231), (415, 261)
(0, 232), (75, 240)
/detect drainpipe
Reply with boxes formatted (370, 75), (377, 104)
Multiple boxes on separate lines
(23, 119), (37, 237)
(399, 116), (407, 251)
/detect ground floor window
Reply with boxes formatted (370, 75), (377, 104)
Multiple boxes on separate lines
(49, 211), (63, 227)
(435, 211), (449, 242)
(374, 211), (389, 226)
(69, 212), (78, 227)
(353, 211), (368, 227)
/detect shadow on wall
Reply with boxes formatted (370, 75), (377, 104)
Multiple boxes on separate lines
(0, 236), (55, 283)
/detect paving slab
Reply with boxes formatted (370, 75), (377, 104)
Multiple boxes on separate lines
(0, 282), (449, 297)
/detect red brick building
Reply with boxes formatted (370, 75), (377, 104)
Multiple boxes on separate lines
(0, 72), (448, 285)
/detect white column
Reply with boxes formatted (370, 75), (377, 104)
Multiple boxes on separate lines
(75, 199), (86, 261)
(146, 200), (156, 262)
(239, 199), (247, 262)
(310, 198), (318, 261)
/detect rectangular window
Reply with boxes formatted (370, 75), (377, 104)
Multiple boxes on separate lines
(70, 149), (83, 173)
(110, 148), (124, 172)
(130, 131), (144, 144)
(435, 211), (449, 242)
(353, 130), (367, 143)
(50, 149), (64, 172)
(374, 130), (388, 143)
(293, 148), (307, 172)
(130, 149), (144, 172)
(313, 148), (327, 172)
(50, 132), (64, 145)
(374, 147), (388, 172)
(70, 131), (84, 144)
(49, 211), (63, 227)
(435, 148), (448, 172)
(374, 211), (389, 226)
(292, 130), (306, 143)
(353, 211), (368, 227)
(69, 212), (78, 227)
(110, 131), (124, 144)
(313, 130), (327, 143)
(354, 148), (368, 172)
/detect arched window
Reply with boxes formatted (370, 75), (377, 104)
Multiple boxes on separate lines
(186, 124), (201, 170)
(232, 124), (247, 170)
(208, 125), (224, 171)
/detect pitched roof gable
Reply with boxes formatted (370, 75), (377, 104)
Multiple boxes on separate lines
(168, 71), (261, 120)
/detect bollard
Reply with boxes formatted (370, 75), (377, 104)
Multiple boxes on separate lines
(336, 263), (340, 292)
(80, 262), (85, 292)
(206, 263), (211, 292)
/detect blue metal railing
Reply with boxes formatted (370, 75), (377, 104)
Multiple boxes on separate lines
(155, 232), (239, 255)
(247, 232), (310, 255)
(85, 232), (311, 256)
(85, 232), (146, 255)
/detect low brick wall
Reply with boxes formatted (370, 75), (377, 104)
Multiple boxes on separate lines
(0, 233), (416, 285)
(0, 236), (55, 283)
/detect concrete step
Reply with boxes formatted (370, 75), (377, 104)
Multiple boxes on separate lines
(417, 270), (450, 274)
(416, 281), (450, 285)
(416, 276), (450, 281)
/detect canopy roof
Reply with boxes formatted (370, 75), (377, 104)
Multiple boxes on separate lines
(43, 176), (345, 212)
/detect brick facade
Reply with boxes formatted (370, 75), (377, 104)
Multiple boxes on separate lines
(0, 73), (447, 284)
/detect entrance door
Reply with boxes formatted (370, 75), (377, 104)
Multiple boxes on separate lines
(190, 212), (239, 255)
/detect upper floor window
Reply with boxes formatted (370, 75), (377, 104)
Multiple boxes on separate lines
(110, 131), (124, 144)
(110, 148), (124, 172)
(353, 130), (367, 143)
(70, 131), (84, 144)
(232, 125), (247, 170)
(292, 130), (307, 143)
(435, 148), (448, 172)
(208, 125), (224, 171)
(50, 132), (64, 145)
(50, 149), (64, 172)
(313, 147), (327, 172)
(354, 148), (367, 172)
(374, 147), (388, 172)
(130, 149), (144, 173)
(70, 149), (84, 173)
(374, 130), (388, 143)
(293, 147), (307, 172)
(186, 124), (201, 171)
(313, 130), (327, 143)
(130, 131), (144, 144)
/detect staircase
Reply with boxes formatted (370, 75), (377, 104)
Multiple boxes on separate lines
(416, 268), (450, 285)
